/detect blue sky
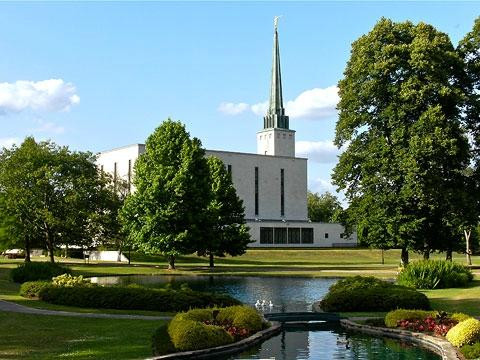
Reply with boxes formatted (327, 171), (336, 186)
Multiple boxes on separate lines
(0, 1), (478, 198)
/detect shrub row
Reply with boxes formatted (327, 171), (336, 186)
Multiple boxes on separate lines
(10, 262), (71, 283)
(20, 281), (51, 298)
(396, 260), (473, 289)
(319, 276), (430, 312)
(36, 284), (240, 312)
(162, 306), (264, 354)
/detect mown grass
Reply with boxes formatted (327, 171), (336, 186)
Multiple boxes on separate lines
(0, 311), (163, 359)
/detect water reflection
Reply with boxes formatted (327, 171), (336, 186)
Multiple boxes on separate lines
(91, 275), (338, 312)
(229, 326), (439, 360)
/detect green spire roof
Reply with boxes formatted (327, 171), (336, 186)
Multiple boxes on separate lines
(264, 17), (289, 129)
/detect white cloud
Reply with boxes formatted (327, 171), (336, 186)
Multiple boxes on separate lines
(218, 102), (249, 115)
(0, 79), (80, 115)
(0, 137), (20, 148)
(251, 101), (268, 116)
(285, 86), (339, 120)
(309, 178), (338, 195)
(296, 140), (343, 163)
(218, 85), (339, 120)
(33, 120), (65, 134)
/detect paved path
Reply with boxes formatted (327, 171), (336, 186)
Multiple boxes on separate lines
(0, 300), (171, 320)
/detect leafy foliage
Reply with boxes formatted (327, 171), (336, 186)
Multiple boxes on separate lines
(19, 281), (51, 298)
(197, 156), (251, 267)
(460, 342), (480, 359)
(385, 310), (458, 336)
(120, 120), (211, 269)
(384, 309), (436, 328)
(332, 18), (473, 259)
(396, 260), (473, 289)
(446, 318), (480, 347)
(319, 276), (430, 312)
(37, 284), (240, 312)
(307, 191), (343, 223)
(10, 262), (71, 283)
(51, 274), (91, 287)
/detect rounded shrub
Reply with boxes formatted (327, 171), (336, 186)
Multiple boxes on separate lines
(19, 281), (51, 298)
(397, 260), (473, 289)
(216, 305), (263, 332)
(320, 276), (430, 312)
(168, 316), (233, 351)
(450, 313), (472, 323)
(446, 318), (480, 347)
(384, 309), (436, 328)
(10, 262), (71, 283)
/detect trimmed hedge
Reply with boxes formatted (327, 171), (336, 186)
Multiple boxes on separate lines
(446, 318), (480, 347)
(216, 305), (263, 333)
(155, 306), (265, 354)
(37, 284), (240, 312)
(319, 276), (430, 312)
(397, 260), (473, 289)
(19, 281), (51, 298)
(10, 262), (71, 283)
(168, 316), (233, 351)
(385, 309), (436, 328)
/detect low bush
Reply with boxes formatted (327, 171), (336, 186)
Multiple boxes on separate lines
(152, 323), (176, 356)
(52, 274), (91, 287)
(396, 260), (473, 289)
(460, 342), (480, 359)
(160, 306), (263, 354)
(451, 313), (472, 323)
(37, 284), (240, 312)
(385, 309), (436, 328)
(319, 276), (430, 312)
(10, 262), (71, 283)
(19, 281), (51, 298)
(216, 305), (263, 333)
(446, 318), (480, 347)
(168, 312), (234, 352)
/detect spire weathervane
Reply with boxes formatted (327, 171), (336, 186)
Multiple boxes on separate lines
(263, 16), (289, 129)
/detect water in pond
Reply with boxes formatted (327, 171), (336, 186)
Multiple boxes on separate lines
(230, 325), (440, 359)
(91, 275), (337, 312)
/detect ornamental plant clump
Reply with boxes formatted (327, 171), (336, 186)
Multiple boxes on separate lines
(446, 318), (480, 347)
(396, 260), (473, 289)
(52, 273), (91, 287)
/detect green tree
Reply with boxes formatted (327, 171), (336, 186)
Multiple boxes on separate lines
(0, 137), (118, 262)
(307, 191), (343, 223)
(332, 18), (471, 264)
(120, 119), (210, 269)
(197, 156), (251, 268)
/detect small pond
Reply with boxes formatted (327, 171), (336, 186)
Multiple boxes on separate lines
(230, 325), (440, 359)
(91, 275), (440, 359)
(91, 275), (338, 312)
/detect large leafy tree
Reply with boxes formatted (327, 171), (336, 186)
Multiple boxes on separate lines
(307, 191), (343, 223)
(332, 18), (471, 264)
(120, 119), (211, 269)
(0, 137), (118, 262)
(197, 156), (251, 268)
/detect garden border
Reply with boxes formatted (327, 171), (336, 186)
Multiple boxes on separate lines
(148, 321), (282, 360)
(341, 319), (464, 360)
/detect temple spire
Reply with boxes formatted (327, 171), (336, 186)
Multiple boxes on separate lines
(264, 16), (289, 129)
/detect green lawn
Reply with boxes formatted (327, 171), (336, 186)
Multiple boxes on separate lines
(0, 311), (163, 360)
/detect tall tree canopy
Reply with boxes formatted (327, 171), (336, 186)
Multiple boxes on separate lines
(120, 119), (211, 269)
(307, 191), (343, 223)
(332, 18), (472, 264)
(198, 156), (251, 267)
(0, 137), (118, 262)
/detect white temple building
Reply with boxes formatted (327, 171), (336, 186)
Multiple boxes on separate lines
(97, 21), (357, 248)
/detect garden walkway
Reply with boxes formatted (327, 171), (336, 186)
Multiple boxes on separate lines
(0, 300), (171, 320)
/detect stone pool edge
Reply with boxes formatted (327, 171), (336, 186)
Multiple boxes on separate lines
(341, 319), (464, 360)
(148, 321), (282, 360)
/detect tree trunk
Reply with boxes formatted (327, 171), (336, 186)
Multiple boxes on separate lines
(401, 247), (409, 266)
(24, 237), (31, 263)
(445, 248), (453, 261)
(209, 252), (214, 268)
(381, 249), (384, 265)
(45, 230), (55, 263)
(168, 255), (175, 270)
(465, 229), (472, 266)
(423, 241), (430, 260)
